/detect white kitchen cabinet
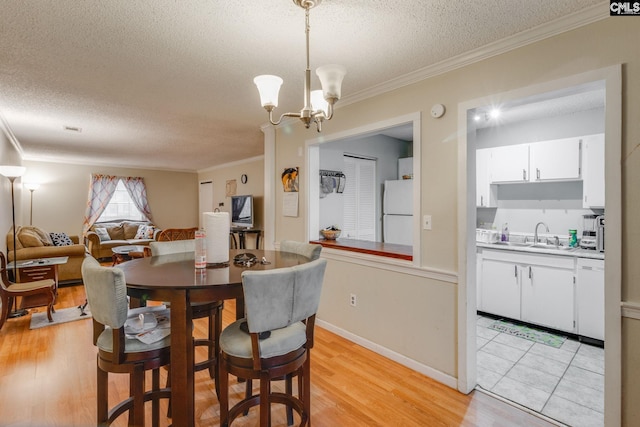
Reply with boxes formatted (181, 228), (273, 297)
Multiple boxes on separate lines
(480, 252), (521, 320)
(489, 144), (529, 183)
(529, 137), (581, 181)
(582, 133), (605, 208)
(521, 259), (576, 333)
(577, 258), (605, 341)
(479, 249), (576, 333)
(476, 148), (495, 207)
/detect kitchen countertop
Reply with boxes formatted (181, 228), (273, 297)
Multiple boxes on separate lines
(477, 241), (605, 260)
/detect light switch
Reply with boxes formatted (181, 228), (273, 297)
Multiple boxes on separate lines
(423, 215), (432, 230)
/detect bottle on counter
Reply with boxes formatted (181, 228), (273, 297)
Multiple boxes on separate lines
(501, 223), (509, 242)
(195, 229), (207, 268)
(569, 229), (578, 248)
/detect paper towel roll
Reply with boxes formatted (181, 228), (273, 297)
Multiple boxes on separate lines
(203, 212), (230, 264)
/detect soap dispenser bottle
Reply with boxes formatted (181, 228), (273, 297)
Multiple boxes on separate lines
(501, 223), (509, 242)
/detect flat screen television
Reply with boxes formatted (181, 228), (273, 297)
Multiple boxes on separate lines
(231, 195), (254, 229)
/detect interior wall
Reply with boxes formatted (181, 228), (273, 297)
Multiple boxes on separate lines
(318, 134), (410, 240)
(271, 16), (640, 423)
(198, 156), (264, 247)
(475, 107), (605, 149)
(0, 132), (24, 249)
(20, 160), (199, 237)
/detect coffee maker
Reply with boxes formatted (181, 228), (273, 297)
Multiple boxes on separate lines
(580, 214), (605, 252)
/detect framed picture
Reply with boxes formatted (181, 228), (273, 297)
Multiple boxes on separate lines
(282, 167), (299, 192)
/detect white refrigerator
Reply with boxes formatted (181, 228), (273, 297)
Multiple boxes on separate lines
(383, 179), (413, 245)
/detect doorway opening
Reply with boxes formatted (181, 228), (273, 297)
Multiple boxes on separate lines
(458, 66), (621, 427)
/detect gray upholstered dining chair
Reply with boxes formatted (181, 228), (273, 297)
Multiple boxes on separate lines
(81, 256), (171, 426)
(148, 239), (224, 383)
(219, 258), (327, 427)
(280, 240), (322, 261)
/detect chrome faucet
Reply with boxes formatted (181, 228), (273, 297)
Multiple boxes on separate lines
(534, 222), (549, 244)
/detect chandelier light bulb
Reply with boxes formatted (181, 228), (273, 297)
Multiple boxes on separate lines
(253, 0), (345, 132)
(254, 75), (284, 109)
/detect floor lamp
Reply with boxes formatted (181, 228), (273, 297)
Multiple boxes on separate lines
(0, 165), (28, 318)
(24, 182), (40, 226)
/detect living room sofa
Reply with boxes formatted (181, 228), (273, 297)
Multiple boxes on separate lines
(6, 226), (87, 283)
(85, 220), (160, 260)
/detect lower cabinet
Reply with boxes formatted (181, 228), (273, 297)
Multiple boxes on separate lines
(479, 249), (576, 334)
(577, 258), (605, 341)
(481, 257), (521, 320)
(521, 263), (575, 332)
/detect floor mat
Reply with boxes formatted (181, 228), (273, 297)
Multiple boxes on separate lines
(488, 319), (566, 348)
(29, 305), (91, 329)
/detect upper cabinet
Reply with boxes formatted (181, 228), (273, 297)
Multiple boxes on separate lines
(529, 137), (581, 181)
(489, 144), (530, 183)
(582, 134), (605, 208)
(477, 133), (604, 208)
(476, 148), (495, 207)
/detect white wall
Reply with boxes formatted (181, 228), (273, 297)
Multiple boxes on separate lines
(20, 160), (199, 237)
(476, 107), (605, 149)
(198, 157), (264, 248)
(0, 132), (25, 247)
(318, 134), (411, 240)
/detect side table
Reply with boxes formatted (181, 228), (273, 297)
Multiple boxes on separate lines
(230, 228), (262, 249)
(7, 256), (68, 310)
(112, 245), (147, 266)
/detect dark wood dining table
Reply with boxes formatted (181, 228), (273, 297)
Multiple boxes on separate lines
(118, 249), (311, 427)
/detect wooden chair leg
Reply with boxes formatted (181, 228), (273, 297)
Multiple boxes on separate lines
(213, 304), (223, 398)
(207, 310), (215, 379)
(244, 379), (253, 416)
(260, 373), (271, 427)
(0, 294), (10, 331)
(152, 368), (160, 427)
(219, 361), (229, 427)
(303, 356), (311, 426)
(96, 365), (109, 425)
(131, 364), (145, 427)
(286, 374), (294, 426)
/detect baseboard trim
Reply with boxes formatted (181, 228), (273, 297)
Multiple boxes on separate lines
(316, 319), (458, 390)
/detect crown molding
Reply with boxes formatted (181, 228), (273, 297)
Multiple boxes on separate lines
(0, 112), (25, 158)
(339, 3), (608, 108)
(197, 155), (265, 173)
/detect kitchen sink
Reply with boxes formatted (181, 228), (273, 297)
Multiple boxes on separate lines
(531, 243), (577, 251)
(493, 241), (532, 247)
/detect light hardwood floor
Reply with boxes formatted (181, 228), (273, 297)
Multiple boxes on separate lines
(0, 284), (555, 426)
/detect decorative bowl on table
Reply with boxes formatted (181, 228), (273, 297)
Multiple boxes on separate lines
(320, 228), (341, 240)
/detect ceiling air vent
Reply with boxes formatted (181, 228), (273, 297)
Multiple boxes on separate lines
(63, 126), (82, 133)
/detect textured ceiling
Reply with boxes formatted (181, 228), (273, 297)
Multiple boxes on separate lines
(0, 0), (605, 171)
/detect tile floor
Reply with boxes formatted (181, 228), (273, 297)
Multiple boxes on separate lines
(476, 314), (604, 427)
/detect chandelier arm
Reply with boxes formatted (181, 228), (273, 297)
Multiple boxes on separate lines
(268, 110), (303, 126)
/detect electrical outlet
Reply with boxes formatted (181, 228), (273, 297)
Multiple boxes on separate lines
(350, 293), (357, 307)
(423, 214), (432, 230)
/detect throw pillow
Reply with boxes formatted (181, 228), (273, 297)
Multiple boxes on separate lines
(18, 229), (44, 247)
(49, 232), (74, 246)
(31, 226), (54, 246)
(123, 222), (140, 240)
(106, 224), (125, 240)
(94, 227), (111, 242)
(135, 224), (155, 239)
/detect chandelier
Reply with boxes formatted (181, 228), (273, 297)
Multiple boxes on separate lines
(253, 0), (346, 132)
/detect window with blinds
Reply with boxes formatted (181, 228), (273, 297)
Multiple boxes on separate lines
(342, 155), (376, 241)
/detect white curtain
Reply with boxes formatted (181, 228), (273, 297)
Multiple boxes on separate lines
(82, 174), (119, 235)
(82, 174), (153, 236)
(122, 176), (153, 223)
